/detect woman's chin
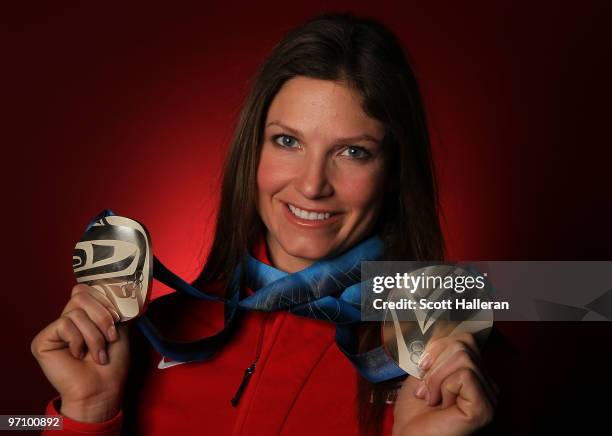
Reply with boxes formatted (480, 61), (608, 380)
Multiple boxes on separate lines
(287, 246), (333, 262)
(280, 239), (338, 263)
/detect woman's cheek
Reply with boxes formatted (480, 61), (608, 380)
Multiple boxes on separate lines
(257, 148), (297, 193)
(336, 165), (385, 209)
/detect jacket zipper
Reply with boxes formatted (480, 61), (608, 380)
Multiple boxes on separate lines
(231, 314), (268, 407)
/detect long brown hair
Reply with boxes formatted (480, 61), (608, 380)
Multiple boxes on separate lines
(192, 12), (444, 435)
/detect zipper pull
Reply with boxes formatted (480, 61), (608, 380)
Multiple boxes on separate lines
(231, 363), (256, 407)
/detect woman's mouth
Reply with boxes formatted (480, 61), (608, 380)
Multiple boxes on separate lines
(282, 202), (341, 227)
(288, 204), (331, 221)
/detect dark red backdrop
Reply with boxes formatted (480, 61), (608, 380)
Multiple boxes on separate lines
(2, 1), (611, 432)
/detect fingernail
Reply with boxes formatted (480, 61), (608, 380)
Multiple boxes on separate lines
(107, 325), (117, 342)
(99, 349), (108, 365)
(415, 382), (427, 399)
(111, 309), (121, 322)
(418, 353), (432, 370)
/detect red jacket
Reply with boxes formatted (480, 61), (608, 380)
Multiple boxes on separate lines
(44, 241), (395, 435)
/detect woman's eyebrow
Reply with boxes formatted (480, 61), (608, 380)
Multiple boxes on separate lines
(266, 121), (302, 137)
(266, 120), (382, 145)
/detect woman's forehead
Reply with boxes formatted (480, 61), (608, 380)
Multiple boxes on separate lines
(265, 77), (384, 141)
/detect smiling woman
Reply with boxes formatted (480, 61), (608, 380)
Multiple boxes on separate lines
(31, 12), (497, 436)
(257, 77), (387, 272)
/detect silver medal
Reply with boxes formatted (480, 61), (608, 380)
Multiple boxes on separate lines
(380, 264), (494, 379)
(73, 213), (153, 321)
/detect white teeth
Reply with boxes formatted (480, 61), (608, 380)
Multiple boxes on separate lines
(288, 204), (331, 221)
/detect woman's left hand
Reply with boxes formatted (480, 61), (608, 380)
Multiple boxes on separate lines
(392, 333), (498, 436)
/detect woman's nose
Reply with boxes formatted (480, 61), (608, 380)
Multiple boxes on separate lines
(293, 153), (334, 199)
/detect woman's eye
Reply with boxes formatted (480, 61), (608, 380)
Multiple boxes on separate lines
(340, 146), (371, 159)
(274, 135), (299, 148)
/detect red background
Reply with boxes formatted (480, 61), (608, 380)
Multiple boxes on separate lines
(2, 1), (611, 432)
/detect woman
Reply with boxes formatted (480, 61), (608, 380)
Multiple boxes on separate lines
(31, 13), (497, 435)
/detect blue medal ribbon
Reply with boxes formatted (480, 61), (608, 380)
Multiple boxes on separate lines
(137, 235), (406, 383)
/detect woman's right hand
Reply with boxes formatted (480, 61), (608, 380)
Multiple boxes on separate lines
(31, 284), (130, 423)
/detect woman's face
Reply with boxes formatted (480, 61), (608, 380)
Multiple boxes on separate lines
(257, 76), (386, 272)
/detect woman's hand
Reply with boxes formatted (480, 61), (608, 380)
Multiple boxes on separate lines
(31, 284), (130, 423)
(392, 333), (498, 436)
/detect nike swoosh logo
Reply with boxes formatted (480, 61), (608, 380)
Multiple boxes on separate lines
(157, 356), (192, 369)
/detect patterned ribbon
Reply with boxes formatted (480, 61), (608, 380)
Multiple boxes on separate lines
(136, 236), (406, 383)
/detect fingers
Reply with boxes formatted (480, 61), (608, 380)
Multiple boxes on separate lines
(55, 317), (86, 359)
(31, 316), (85, 360)
(415, 333), (497, 408)
(440, 368), (495, 429)
(65, 285), (120, 343)
(61, 309), (109, 365)
(70, 284), (121, 324)
(33, 284), (120, 366)
(418, 344), (497, 408)
(418, 332), (480, 372)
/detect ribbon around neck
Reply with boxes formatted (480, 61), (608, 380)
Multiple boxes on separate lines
(137, 236), (406, 383)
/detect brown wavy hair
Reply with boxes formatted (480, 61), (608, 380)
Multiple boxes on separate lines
(192, 12), (444, 435)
